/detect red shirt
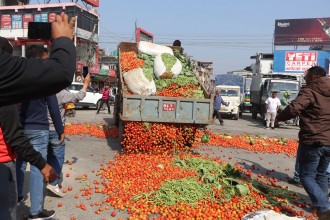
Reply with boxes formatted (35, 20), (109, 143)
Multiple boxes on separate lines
(0, 128), (16, 163)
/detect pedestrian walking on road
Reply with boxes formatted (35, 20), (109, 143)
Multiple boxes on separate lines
(96, 85), (111, 114)
(46, 74), (90, 197)
(213, 88), (228, 126)
(16, 45), (65, 220)
(277, 66), (330, 220)
(265, 91), (281, 129)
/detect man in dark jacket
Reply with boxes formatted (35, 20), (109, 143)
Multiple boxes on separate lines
(277, 66), (330, 220)
(0, 13), (76, 220)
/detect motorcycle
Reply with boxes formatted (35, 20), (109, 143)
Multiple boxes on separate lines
(65, 103), (76, 117)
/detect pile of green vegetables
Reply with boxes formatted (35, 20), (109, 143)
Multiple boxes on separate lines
(137, 50), (204, 99)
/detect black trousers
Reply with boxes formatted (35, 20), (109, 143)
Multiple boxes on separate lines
(213, 109), (224, 123)
(97, 99), (110, 113)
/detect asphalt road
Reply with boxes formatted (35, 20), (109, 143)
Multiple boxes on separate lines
(17, 108), (312, 220)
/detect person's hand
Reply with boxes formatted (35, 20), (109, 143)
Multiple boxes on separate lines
(83, 74), (91, 85)
(51, 13), (76, 40)
(59, 133), (65, 144)
(40, 163), (58, 183)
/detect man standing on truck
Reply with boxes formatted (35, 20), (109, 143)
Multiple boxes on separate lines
(213, 88), (228, 126)
(265, 91), (281, 129)
(277, 66), (330, 220)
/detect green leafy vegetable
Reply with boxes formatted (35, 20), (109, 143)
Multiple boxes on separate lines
(161, 53), (177, 72)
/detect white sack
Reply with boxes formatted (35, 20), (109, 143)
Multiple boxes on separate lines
(154, 54), (182, 79)
(138, 41), (173, 56)
(242, 210), (304, 220)
(123, 67), (156, 96)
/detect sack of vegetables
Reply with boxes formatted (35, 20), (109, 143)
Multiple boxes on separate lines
(154, 53), (182, 79)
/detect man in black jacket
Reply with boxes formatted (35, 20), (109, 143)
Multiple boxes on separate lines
(0, 13), (76, 220)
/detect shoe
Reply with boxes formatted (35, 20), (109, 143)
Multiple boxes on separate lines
(220, 122), (224, 126)
(319, 209), (330, 220)
(288, 178), (302, 187)
(17, 195), (24, 206)
(265, 127), (270, 130)
(46, 184), (64, 197)
(271, 127), (275, 130)
(28, 209), (55, 220)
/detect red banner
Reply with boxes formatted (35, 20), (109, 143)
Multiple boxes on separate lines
(76, 61), (86, 72)
(23, 14), (34, 29)
(1, 15), (12, 29)
(82, 0), (99, 7)
(275, 18), (330, 46)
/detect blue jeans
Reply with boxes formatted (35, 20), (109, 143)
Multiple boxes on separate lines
(293, 144), (302, 182)
(47, 130), (65, 186)
(16, 130), (49, 216)
(298, 144), (330, 213)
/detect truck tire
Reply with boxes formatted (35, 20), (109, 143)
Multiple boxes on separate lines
(252, 105), (258, 119)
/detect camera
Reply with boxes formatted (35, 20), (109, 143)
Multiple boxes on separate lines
(28, 22), (52, 40)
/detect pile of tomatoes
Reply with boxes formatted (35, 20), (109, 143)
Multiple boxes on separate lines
(80, 153), (316, 220)
(156, 84), (200, 98)
(65, 123), (119, 139)
(193, 130), (299, 157)
(122, 122), (197, 154)
(120, 51), (144, 72)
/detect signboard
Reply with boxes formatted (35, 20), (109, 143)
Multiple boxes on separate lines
(76, 61), (86, 72)
(23, 14), (33, 29)
(274, 18), (330, 46)
(162, 104), (175, 111)
(48, 13), (56, 22)
(273, 50), (330, 73)
(89, 63), (100, 74)
(82, 0), (99, 7)
(41, 13), (48, 22)
(285, 52), (317, 72)
(1, 15), (12, 29)
(136, 28), (153, 43)
(34, 14), (41, 22)
(12, 15), (22, 29)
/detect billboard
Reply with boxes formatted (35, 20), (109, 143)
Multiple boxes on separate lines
(273, 50), (330, 73)
(23, 14), (34, 29)
(1, 15), (12, 29)
(274, 18), (330, 46)
(82, 0), (99, 7)
(136, 28), (153, 43)
(34, 14), (41, 22)
(12, 15), (22, 29)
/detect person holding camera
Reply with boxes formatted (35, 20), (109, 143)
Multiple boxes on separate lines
(277, 66), (330, 220)
(0, 13), (76, 220)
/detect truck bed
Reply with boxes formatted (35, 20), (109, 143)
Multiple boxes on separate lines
(115, 42), (214, 127)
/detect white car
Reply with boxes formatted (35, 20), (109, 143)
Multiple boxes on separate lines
(68, 82), (103, 109)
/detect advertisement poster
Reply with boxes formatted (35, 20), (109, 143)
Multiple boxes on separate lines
(23, 14), (34, 29)
(12, 15), (22, 29)
(273, 50), (330, 73)
(274, 18), (330, 46)
(1, 15), (12, 29)
(48, 13), (56, 22)
(34, 14), (41, 22)
(41, 13), (48, 22)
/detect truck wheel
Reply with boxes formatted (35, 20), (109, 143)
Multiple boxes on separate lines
(234, 111), (239, 120)
(252, 105), (258, 119)
(239, 111), (243, 117)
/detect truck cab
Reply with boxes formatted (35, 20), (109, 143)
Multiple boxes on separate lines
(216, 85), (242, 120)
(251, 74), (301, 119)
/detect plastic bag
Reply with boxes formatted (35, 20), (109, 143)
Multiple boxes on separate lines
(154, 53), (182, 79)
(123, 67), (156, 95)
(138, 41), (173, 56)
(242, 210), (305, 220)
